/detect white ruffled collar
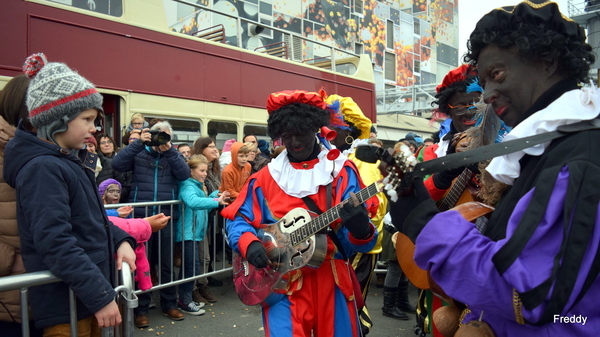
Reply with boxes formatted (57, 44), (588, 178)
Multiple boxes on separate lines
(487, 86), (600, 185)
(267, 148), (348, 198)
(434, 139), (450, 158)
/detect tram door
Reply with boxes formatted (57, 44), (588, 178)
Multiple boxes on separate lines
(100, 94), (121, 146)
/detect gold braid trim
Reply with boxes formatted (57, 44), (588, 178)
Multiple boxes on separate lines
(513, 288), (525, 325)
(495, 1), (573, 22)
(285, 270), (303, 295)
(458, 307), (471, 328)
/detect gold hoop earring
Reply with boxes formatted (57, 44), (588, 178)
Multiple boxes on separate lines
(345, 135), (354, 145)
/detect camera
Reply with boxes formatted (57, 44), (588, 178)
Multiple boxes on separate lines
(144, 129), (171, 146)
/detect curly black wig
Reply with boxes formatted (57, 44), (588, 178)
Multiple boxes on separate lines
(344, 120), (362, 141)
(267, 103), (331, 139)
(431, 75), (479, 116)
(465, 22), (595, 84)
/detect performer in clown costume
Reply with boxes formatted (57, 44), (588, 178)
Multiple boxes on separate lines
(324, 94), (392, 334)
(222, 89), (379, 337)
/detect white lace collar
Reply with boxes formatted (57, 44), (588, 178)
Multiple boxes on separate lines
(434, 139), (450, 158)
(487, 86), (600, 185)
(267, 148), (348, 198)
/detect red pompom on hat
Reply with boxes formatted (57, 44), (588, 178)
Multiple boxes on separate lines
(23, 53), (48, 79)
(435, 64), (477, 93)
(266, 89), (328, 114)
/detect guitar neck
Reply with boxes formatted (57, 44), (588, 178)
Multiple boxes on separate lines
(289, 182), (379, 246)
(438, 168), (471, 211)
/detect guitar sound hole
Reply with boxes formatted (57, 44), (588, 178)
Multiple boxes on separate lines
(284, 215), (306, 228)
(289, 240), (312, 266)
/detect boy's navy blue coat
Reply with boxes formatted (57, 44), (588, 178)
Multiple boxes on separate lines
(3, 125), (134, 329)
(111, 139), (189, 218)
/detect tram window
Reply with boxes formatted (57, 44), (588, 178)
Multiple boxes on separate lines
(144, 117), (201, 144)
(208, 120), (237, 150)
(243, 124), (268, 140)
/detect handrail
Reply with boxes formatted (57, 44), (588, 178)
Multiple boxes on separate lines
(192, 23), (225, 43)
(104, 199), (182, 209)
(254, 41), (288, 59)
(0, 262), (135, 337)
(0, 270), (60, 292)
(171, 0), (362, 72)
(303, 56), (331, 64)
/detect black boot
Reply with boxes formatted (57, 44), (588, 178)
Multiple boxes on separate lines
(382, 287), (409, 320)
(397, 279), (416, 314)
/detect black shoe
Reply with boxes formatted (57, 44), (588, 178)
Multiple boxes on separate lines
(397, 301), (417, 314)
(397, 280), (416, 314)
(382, 305), (409, 320)
(383, 288), (409, 320)
(207, 276), (223, 287)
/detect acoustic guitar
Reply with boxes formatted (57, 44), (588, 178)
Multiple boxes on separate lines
(395, 168), (493, 290)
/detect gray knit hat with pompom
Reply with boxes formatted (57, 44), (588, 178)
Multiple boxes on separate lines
(22, 53), (103, 129)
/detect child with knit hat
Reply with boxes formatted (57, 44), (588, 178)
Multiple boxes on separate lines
(85, 136), (103, 178)
(99, 179), (133, 218)
(3, 53), (136, 335)
(218, 138), (236, 169)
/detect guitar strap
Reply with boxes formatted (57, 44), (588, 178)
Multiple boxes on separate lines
(302, 182), (367, 311)
(414, 118), (600, 176)
(355, 118), (600, 177)
(302, 183), (348, 256)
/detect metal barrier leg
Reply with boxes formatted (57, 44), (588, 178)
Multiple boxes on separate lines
(68, 289), (78, 337)
(119, 261), (137, 337)
(120, 291), (138, 337)
(20, 288), (29, 337)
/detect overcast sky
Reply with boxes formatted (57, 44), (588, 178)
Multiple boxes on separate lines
(458, 0), (570, 61)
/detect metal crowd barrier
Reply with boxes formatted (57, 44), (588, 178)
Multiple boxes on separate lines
(104, 200), (233, 295)
(0, 262), (136, 337)
(0, 199), (232, 336)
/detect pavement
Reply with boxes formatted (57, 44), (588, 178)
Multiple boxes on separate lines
(134, 272), (420, 337)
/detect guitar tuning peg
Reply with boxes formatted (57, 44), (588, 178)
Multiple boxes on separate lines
(387, 189), (398, 202)
(384, 183), (393, 191)
(407, 156), (417, 164)
(383, 176), (390, 185)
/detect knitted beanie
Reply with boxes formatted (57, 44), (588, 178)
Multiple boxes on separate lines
(257, 139), (269, 156)
(84, 136), (97, 147)
(222, 139), (236, 152)
(98, 178), (121, 197)
(22, 53), (103, 129)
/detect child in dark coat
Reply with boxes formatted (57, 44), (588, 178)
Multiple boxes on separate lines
(3, 53), (136, 335)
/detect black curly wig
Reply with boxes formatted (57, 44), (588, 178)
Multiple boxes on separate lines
(431, 75), (479, 116)
(267, 103), (331, 139)
(464, 22), (595, 84)
(343, 120), (362, 141)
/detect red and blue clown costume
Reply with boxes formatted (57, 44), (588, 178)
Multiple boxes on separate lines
(222, 90), (379, 337)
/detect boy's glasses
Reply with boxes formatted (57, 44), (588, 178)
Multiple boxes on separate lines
(106, 189), (121, 194)
(207, 145), (217, 149)
(447, 103), (477, 115)
(132, 122), (144, 127)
